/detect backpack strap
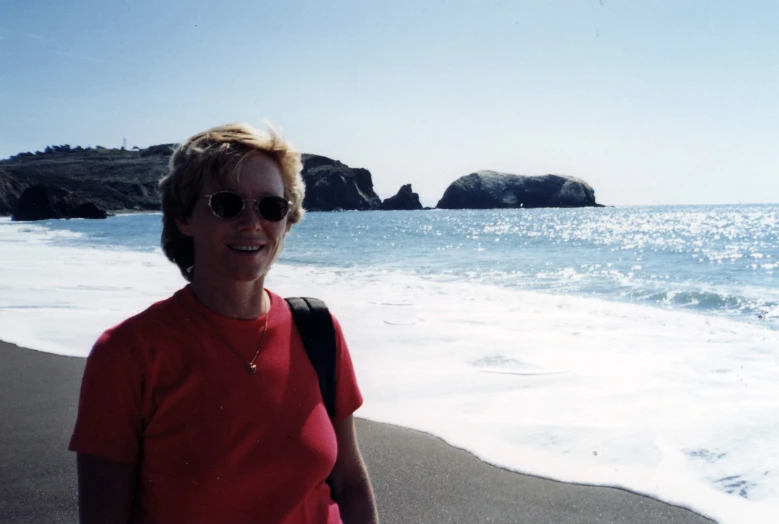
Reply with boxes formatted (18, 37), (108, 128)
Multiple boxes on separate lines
(285, 297), (337, 420)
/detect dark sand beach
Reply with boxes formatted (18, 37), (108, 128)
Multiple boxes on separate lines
(0, 339), (716, 524)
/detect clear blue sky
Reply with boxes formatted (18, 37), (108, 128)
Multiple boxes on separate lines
(2, 0), (777, 206)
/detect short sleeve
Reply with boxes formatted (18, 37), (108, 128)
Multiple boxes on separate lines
(331, 314), (363, 422)
(68, 323), (146, 464)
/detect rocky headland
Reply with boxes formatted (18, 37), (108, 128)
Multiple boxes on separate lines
(0, 146), (171, 219)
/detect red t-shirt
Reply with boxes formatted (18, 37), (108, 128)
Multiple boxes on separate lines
(69, 287), (363, 524)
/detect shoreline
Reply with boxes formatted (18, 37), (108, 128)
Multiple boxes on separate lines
(0, 338), (717, 523)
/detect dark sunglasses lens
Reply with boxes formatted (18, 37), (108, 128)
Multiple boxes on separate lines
(257, 197), (290, 222)
(209, 192), (244, 219)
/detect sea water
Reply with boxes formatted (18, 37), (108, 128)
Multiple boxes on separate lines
(0, 205), (777, 524)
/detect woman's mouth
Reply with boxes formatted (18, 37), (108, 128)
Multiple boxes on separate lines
(227, 244), (265, 253)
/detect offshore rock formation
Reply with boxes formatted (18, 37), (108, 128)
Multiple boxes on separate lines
(380, 184), (423, 210)
(1, 147), (604, 217)
(12, 185), (108, 221)
(300, 154), (381, 211)
(436, 171), (600, 209)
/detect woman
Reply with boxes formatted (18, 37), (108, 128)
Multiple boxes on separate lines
(69, 123), (379, 523)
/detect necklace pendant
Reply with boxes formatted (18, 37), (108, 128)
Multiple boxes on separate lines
(247, 364), (257, 375)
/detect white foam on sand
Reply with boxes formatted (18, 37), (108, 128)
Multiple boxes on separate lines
(1, 221), (776, 524)
(0, 221), (183, 355)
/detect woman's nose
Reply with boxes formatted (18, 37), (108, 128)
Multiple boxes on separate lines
(236, 201), (263, 229)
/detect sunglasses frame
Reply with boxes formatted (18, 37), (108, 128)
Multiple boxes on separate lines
(202, 191), (292, 222)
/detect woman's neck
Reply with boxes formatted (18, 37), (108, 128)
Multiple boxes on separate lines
(188, 277), (269, 320)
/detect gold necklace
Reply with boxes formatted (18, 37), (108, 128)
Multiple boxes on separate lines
(198, 299), (270, 375)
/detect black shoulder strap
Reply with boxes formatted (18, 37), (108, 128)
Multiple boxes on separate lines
(285, 297), (337, 420)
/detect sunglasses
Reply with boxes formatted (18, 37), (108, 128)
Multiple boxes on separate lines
(203, 191), (292, 222)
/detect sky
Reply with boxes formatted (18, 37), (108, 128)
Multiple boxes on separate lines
(1, 0), (778, 206)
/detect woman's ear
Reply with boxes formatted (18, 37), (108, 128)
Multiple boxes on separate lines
(176, 215), (193, 237)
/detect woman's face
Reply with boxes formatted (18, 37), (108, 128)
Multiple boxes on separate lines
(177, 152), (290, 287)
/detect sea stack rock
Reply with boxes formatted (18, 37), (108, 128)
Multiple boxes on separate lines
(12, 185), (107, 221)
(436, 171), (600, 209)
(301, 154), (381, 211)
(380, 184), (423, 210)
(71, 202), (109, 219)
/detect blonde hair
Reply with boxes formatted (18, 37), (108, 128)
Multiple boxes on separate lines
(159, 122), (305, 281)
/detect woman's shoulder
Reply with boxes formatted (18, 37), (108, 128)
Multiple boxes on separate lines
(94, 287), (190, 353)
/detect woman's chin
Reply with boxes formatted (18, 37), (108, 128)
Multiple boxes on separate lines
(231, 265), (271, 284)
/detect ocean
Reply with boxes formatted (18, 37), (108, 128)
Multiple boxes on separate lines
(1, 204), (777, 524)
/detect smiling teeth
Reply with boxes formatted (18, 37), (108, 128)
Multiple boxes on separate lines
(230, 245), (261, 251)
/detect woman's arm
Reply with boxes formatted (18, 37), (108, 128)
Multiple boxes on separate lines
(76, 453), (137, 524)
(329, 416), (379, 524)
